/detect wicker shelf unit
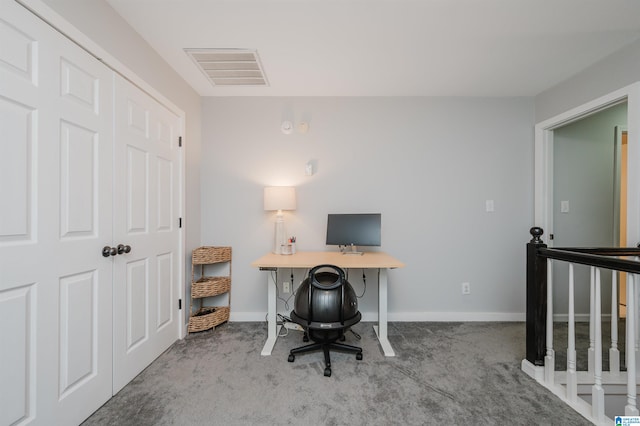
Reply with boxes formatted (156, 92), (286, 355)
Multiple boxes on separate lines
(188, 246), (231, 333)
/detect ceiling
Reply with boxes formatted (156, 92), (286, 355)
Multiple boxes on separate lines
(105, 0), (640, 97)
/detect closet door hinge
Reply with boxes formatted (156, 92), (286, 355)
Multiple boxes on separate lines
(178, 299), (182, 310)
(178, 136), (182, 147)
(179, 217), (182, 228)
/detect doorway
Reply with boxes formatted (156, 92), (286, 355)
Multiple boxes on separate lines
(534, 82), (640, 321)
(550, 102), (627, 317)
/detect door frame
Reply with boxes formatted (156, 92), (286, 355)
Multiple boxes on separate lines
(613, 125), (628, 247)
(534, 82), (640, 247)
(17, 0), (187, 338)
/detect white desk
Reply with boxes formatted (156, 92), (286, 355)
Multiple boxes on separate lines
(251, 251), (405, 357)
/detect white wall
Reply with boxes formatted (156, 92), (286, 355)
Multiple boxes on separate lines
(202, 97), (535, 321)
(39, 0), (203, 319)
(535, 38), (640, 122)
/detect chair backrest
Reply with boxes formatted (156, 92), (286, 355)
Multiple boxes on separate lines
(292, 264), (361, 329)
(309, 264), (345, 290)
(307, 264), (347, 325)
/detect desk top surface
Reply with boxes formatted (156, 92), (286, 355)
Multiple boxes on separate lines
(251, 251), (405, 269)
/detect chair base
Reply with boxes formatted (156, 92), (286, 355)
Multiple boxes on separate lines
(288, 333), (363, 377)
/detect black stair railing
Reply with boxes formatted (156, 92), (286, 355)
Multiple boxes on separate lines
(526, 226), (640, 366)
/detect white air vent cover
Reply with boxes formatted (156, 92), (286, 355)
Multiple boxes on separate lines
(185, 48), (268, 87)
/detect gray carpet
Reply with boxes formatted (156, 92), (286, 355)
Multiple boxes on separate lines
(82, 322), (590, 425)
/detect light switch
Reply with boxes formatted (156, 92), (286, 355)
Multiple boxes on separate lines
(561, 200), (569, 213)
(485, 200), (494, 212)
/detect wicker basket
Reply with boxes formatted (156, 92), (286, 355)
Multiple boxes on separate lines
(192, 246), (231, 264)
(191, 276), (231, 298)
(189, 246), (231, 334)
(187, 306), (230, 333)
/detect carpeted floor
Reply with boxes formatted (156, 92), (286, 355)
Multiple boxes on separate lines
(82, 322), (591, 425)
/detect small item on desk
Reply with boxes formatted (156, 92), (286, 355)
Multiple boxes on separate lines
(280, 237), (296, 255)
(279, 237), (297, 255)
(281, 243), (292, 255)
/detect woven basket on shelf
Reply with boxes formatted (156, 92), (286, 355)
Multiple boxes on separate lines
(192, 246), (231, 264)
(189, 246), (232, 333)
(191, 276), (231, 298)
(187, 306), (230, 333)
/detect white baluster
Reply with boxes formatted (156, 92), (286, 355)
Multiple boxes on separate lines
(611, 270), (620, 374)
(566, 263), (577, 402)
(588, 266), (595, 373)
(545, 258), (555, 385)
(626, 274), (639, 416)
(591, 268), (605, 422)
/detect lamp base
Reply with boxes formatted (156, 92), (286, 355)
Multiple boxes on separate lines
(273, 215), (285, 254)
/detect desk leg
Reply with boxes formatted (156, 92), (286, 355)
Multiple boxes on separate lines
(373, 268), (395, 356)
(261, 270), (281, 356)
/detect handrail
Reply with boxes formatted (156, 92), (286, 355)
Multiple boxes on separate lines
(526, 227), (640, 366)
(538, 248), (640, 274)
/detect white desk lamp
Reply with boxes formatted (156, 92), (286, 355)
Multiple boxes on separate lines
(264, 186), (296, 254)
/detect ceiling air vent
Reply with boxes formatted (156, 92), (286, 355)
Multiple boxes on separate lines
(185, 48), (268, 87)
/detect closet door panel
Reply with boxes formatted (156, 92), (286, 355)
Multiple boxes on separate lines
(0, 97), (34, 243)
(0, 285), (35, 425)
(0, 10), (41, 425)
(0, 2), (113, 424)
(113, 75), (181, 393)
(59, 121), (99, 238)
(126, 258), (149, 349)
(51, 37), (114, 426)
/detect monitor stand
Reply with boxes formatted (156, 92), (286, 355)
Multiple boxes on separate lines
(341, 244), (363, 255)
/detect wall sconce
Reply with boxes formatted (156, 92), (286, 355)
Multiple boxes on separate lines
(281, 121), (294, 134)
(264, 186), (297, 254)
(281, 121), (310, 135)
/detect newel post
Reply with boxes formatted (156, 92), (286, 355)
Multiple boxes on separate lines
(526, 227), (547, 366)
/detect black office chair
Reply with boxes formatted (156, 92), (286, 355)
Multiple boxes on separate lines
(287, 264), (363, 377)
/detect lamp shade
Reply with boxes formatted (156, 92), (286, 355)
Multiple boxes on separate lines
(264, 186), (296, 211)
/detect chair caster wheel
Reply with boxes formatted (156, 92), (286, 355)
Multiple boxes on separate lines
(356, 352), (363, 360)
(288, 354), (295, 362)
(324, 368), (331, 377)
(303, 335), (309, 342)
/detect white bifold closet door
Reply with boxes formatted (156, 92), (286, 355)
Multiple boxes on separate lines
(112, 73), (182, 394)
(0, 1), (181, 424)
(0, 2), (114, 424)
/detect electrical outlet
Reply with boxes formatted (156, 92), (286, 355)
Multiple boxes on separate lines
(461, 282), (471, 295)
(485, 200), (494, 212)
(283, 281), (290, 293)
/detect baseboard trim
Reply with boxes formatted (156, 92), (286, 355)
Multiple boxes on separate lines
(521, 359), (544, 382)
(230, 311), (614, 323)
(230, 311), (526, 322)
(553, 313), (612, 322)
(384, 312), (525, 322)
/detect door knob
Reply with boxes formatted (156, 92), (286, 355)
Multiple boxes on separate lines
(102, 246), (117, 257)
(117, 244), (131, 255)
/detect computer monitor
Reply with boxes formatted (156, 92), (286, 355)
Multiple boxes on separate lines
(326, 213), (381, 254)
